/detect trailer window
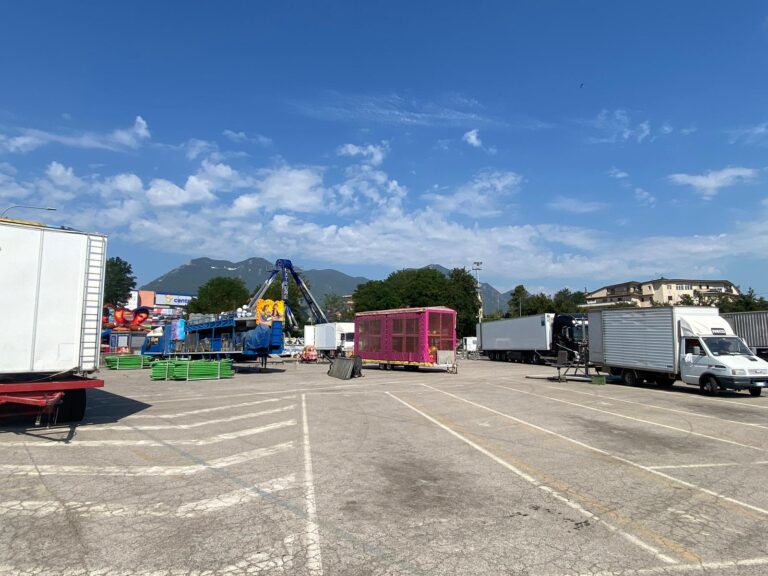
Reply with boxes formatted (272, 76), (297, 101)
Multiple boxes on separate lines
(392, 317), (419, 352)
(358, 319), (381, 352)
(428, 312), (454, 351)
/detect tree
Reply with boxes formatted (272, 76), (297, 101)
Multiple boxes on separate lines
(323, 292), (354, 321)
(445, 268), (482, 338)
(104, 257), (136, 307)
(353, 280), (403, 312)
(507, 285), (531, 318)
(186, 277), (250, 314)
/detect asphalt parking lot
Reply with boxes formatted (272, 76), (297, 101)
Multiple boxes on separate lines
(2, 358), (768, 576)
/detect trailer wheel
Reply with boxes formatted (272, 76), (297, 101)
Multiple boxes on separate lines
(57, 389), (86, 423)
(749, 387), (763, 397)
(622, 370), (638, 387)
(701, 376), (719, 395)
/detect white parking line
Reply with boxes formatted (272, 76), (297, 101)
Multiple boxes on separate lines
(492, 383), (768, 453)
(0, 474), (295, 518)
(0, 441), (293, 476)
(539, 383), (768, 431)
(648, 461), (768, 470)
(420, 383), (768, 517)
(127, 395), (294, 419)
(572, 554), (768, 576)
(76, 404), (295, 431)
(387, 391), (678, 564)
(301, 394), (324, 576)
(0, 419), (297, 447)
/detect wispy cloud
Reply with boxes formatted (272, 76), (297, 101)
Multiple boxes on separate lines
(585, 109), (652, 144)
(422, 169), (522, 218)
(292, 92), (504, 128)
(634, 187), (656, 207)
(547, 195), (607, 214)
(729, 122), (768, 145)
(463, 129), (482, 148)
(0, 116), (150, 153)
(222, 130), (272, 146)
(668, 166), (758, 199)
(607, 167), (629, 179)
(337, 142), (388, 166)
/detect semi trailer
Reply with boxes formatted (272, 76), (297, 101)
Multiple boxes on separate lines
(477, 313), (586, 363)
(313, 322), (355, 356)
(0, 217), (107, 422)
(589, 306), (768, 396)
(721, 311), (768, 361)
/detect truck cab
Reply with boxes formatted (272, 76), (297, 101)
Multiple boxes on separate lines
(680, 333), (768, 396)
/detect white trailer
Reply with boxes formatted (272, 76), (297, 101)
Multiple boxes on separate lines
(303, 324), (316, 346)
(477, 313), (586, 363)
(314, 322), (355, 356)
(589, 306), (768, 396)
(721, 311), (768, 360)
(0, 218), (107, 421)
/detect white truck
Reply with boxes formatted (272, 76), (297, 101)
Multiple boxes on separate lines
(478, 313), (587, 363)
(313, 322), (355, 356)
(589, 306), (768, 396)
(0, 218), (107, 422)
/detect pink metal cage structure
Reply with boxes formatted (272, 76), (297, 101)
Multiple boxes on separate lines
(354, 307), (457, 371)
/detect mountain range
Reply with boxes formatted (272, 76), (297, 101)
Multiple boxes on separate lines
(142, 257), (510, 315)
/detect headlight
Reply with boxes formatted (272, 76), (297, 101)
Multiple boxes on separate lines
(731, 369), (747, 376)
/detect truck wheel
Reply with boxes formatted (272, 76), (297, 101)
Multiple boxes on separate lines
(749, 387), (763, 397)
(701, 376), (719, 395)
(622, 370), (638, 387)
(57, 389), (86, 423)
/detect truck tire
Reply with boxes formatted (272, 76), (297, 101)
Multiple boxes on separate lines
(622, 370), (638, 387)
(701, 376), (719, 395)
(57, 389), (86, 423)
(749, 387), (763, 397)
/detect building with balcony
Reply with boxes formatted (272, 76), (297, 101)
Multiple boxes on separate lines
(584, 278), (739, 309)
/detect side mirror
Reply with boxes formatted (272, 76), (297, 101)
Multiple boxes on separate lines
(693, 346), (702, 355)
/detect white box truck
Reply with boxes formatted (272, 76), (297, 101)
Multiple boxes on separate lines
(314, 322), (355, 356)
(589, 307), (768, 396)
(0, 218), (107, 421)
(477, 313), (587, 363)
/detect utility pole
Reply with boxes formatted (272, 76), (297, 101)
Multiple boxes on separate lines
(472, 261), (483, 351)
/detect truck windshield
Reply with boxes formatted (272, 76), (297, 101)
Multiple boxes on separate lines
(702, 337), (752, 356)
(572, 323), (587, 342)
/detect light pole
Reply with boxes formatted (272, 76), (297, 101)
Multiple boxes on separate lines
(1, 205), (57, 218)
(471, 261), (483, 353)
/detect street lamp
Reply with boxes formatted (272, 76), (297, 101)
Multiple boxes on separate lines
(1, 205), (57, 218)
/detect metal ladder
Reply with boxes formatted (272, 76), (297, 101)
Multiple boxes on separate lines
(79, 235), (107, 371)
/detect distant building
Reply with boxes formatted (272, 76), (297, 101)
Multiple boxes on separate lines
(584, 279), (739, 309)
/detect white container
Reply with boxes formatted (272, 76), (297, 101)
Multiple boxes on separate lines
(314, 322), (355, 352)
(478, 314), (554, 351)
(0, 219), (107, 374)
(303, 324), (316, 346)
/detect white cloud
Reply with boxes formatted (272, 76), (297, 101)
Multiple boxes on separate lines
(668, 167), (758, 199)
(232, 166), (326, 214)
(222, 130), (272, 146)
(634, 187), (656, 207)
(462, 129), (482, 148)
(337, 142), (388, 166)
(660, 123), (674, 135)
(0, 116), (151, 153)
(587, 109), (653, 144)
(607, 167), (629, 179)
(146, 176), (216, 207)
(45, 162), (82, 189)
(547, 195), (607, 214)
(422, 170), (522, 218)
(185, 139), (217, 160)
(729, 122), (768, 145)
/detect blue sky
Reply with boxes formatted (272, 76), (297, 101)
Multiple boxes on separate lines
(2, 1), (768, 296)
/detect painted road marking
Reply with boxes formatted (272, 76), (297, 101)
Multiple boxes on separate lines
(126, 395), (295, 419)
(0, 442), (293, 476)
(0, 419), (297, 447)
(0, 474), (295, 518)
(301, 393), (324, 576)
(493, 383), (768, 453)
(648, 460), (768, 470)
(572, 554), (768, 576)
(421, 383), (768, 517)
(387, 391), (679, 566)
(75, 404), (295, 431)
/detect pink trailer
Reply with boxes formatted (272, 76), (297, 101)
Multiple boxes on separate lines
(354, 307), (457, 371)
